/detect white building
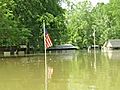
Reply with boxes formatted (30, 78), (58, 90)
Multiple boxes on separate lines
(102, 39), (120, 51)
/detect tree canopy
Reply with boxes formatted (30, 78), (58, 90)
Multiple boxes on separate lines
(0, 0), (67, 51)
(0, 0), (120, 51)
(65, 0), (120, 48)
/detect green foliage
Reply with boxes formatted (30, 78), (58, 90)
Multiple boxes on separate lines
(0, 0), (30, 46)
(65, 0), (120, 49)
(0, 0), (66, 51)
(66, 1), (93, 48)
(1, 0), (120, 50)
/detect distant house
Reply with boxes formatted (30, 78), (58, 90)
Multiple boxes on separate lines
(102, 39), (120, 51)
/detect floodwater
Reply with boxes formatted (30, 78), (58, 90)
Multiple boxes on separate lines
(0, 50), (120, 90)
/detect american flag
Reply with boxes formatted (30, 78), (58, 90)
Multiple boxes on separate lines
(45, 30), (53, 49)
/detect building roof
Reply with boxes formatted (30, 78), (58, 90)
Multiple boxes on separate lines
(104, 39), (120, 48)
(47, 44), (79, 50)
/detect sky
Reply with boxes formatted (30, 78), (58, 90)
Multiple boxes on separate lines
(73, 0), (109, 6)
(61, 0), (109, 8)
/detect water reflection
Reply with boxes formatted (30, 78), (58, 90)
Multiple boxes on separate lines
(47, 50), (120, 90)
(103, 50), (120, 60)
(48, 67), (53, 79)
(0, 50), (120, 90)
(47, 50), (78, 61)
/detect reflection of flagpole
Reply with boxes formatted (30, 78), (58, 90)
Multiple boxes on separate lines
(94, 48), (96, 71)
(43, 21), (48, 90)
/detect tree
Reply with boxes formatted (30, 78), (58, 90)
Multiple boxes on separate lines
(91, 3), (111, 45)
(13, 0), (66, 51)
(0, 0), (67, 52)
(65, 0), (120, 48)
(0, 0), (30, 46)
(65, 1), (93, 48)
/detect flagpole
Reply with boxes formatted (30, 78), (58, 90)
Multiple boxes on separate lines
(43, 21), (48, 90)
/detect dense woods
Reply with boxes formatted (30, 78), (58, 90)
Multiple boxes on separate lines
(0, 0), (120, 51)
(66, 0), (120, 48)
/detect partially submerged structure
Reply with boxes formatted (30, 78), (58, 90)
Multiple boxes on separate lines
(102, 39), (120, 51)
(47, 44), (79, 51)
(0, 45), (33, 57)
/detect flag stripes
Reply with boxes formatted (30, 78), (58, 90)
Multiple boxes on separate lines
(45, 31), (52, 49)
